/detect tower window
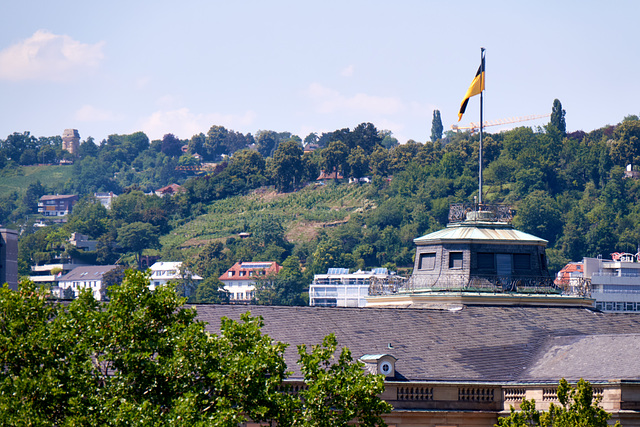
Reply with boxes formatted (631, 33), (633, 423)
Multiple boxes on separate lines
(449, 252), (463, 269)
(419, 252), (436, 270)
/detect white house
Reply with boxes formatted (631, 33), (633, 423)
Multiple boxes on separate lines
(55, 265), (119, 301)
(218, 261), (282, 303)
(94, 192), (117, 209)
(149, 261), (202, 295)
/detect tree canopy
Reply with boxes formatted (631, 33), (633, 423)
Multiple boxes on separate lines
(495, 378), (620, 427)
(0, 272), (391, 426)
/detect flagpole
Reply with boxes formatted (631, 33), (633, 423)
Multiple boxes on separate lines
(478, 47), (485, 207)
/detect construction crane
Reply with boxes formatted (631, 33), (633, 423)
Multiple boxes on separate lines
(451, 114), (550, 133)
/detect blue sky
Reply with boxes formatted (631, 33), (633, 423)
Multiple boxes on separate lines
(1, 1), (638, 144)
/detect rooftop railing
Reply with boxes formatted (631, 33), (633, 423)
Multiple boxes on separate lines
(448, 203), (515, 224)
(404, 274), (563, 295)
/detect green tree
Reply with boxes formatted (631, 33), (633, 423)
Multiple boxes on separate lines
(322, 140), (349, 179)
(254, 255), (306, 306)
(271, 139), (304, 192)
(160, 133), (183, 157)
(431, 109), (443, 142)
(227, 149), (268, 189)
(0, 272), (391, 426)
(204, 125), (229, 159)
(550, 98), (566, 137)
(370, 146), (390, 177)
(512, 190), (563, 245)
(65, 197), (110, 238)
(255, 129), (279, 157)
(116, 222), (160, 268)
(351, 122), (382, 154)
(77, 136), (98, 158)
(290, 334), (393, 426)
(348, 145), (369, 180)
(496, 378), (619, 427)
(379, 130), (399, 149)
(193, 277), (228, 303)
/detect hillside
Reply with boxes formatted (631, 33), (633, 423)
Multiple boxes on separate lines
(162, 182), (375, 253)
(0, 164), (73, 197)
(11, 113), (640, 306)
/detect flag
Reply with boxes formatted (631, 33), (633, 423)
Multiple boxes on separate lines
(458, 53), (485, 121)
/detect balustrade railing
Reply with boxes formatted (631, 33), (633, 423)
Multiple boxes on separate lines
(404, 274), (559, 294)
(448, 203), (514, 223)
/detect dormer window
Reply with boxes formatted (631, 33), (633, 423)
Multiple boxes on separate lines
(359, 354), (397, 378)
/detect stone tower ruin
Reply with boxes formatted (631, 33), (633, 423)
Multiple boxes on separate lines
(62, 129), (80, 154)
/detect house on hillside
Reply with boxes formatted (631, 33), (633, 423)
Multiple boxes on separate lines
(38, 194), (78, 217)
(54, 265), (120, 301)
(69, 232), (98, 252)
(316, 170), (343, 181)
(95, 192), (117, 209)
(30, 262), (88, 287)
(155, 183), (184, 197)
(219, 261), (282, 303)
(149, 261), (202, 296)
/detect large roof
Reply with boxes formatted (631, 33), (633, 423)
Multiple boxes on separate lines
(57, 265), (119, 282)
(414, 222), (548, 246)
(195, 304), (640, 383)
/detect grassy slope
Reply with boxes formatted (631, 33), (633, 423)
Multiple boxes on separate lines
(162, 182), (376, 252)
(0, 164), (73, 196)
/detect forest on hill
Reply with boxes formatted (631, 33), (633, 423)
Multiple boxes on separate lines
(4, 99), (640, 304)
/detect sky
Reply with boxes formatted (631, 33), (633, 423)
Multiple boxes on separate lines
(1, 1), (638, 145)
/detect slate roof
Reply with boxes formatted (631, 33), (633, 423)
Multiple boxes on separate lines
(40, 194), (78, 201)
(523, 334), (640, 382)
(195, 304), (640, 383)
(57, 265), (119, 282)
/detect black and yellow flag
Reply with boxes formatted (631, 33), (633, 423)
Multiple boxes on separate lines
(458, 53), (485, 121)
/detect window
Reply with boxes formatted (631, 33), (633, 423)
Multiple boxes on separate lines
(419, 252), (436, 270)
(477, 253), (495, 269)
(513, 253), (531, 271)
(449, 252), (463, 269)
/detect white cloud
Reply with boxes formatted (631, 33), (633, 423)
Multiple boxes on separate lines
(0, 30), (104, 82)
(341, 64), (355, 77)
(306, 82), (404, 116)
(139, 108), (257, 140)
(74, 105), (121, 122)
